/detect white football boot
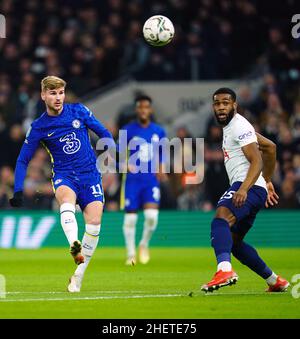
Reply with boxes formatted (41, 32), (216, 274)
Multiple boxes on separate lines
(67, 274), (83, 293)
(125, 256), (136, 266)
(139, 245), (150, 264)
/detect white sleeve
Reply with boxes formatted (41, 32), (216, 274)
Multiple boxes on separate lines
(232, 120), (257, 147)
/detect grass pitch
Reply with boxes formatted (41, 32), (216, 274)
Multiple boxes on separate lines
(0, 247), (299, 318)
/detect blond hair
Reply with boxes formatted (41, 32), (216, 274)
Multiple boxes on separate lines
(41, 76), (66, 92)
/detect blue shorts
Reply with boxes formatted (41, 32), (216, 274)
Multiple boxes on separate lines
(217, 181), (267, 236)
(124, 176), (160, 212)
(52, 170), (104, 210)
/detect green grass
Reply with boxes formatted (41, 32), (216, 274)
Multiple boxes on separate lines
(0, 247), (299, 318)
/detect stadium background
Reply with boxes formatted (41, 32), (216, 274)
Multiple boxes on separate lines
(0, 0), (300, 321)
(0, 0), (299, 249)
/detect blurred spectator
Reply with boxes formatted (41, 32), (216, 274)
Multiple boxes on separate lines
(177, 184), (212, 211)
(0, 166), (14, 208)
(0, 124), (24, 168)
(290, 100), (300, 138)
(102, 173), (120, 211)
(204, 123), (229, 206)
(276, 179), (300, 209)
(23, 162), (53, 210)
(0, 0), (299, 210)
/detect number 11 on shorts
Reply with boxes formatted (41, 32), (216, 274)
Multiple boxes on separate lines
(91, 184), (102, 197)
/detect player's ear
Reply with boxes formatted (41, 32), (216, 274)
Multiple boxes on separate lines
(41, 91), (46, 101)
(233, 101), (238, 110)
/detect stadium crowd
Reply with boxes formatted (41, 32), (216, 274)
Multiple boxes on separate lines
(0, 0), (299, 210)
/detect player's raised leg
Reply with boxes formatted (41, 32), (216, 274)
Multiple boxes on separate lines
(123, 212), (138, 265)
(139, 203), (159, 264)
(55, 185), (84, 265)
(68, 201), (103, 292)
(201, 206), (238, 292)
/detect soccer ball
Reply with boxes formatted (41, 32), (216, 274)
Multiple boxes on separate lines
(143, 15), (175, 47)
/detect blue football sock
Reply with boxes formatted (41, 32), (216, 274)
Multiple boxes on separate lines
(211, 218), (232, 264)
(232, 241), (272, 279)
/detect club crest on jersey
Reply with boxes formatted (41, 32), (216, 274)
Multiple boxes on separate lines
(54, 179), (62, 185)
(72, 119), (81, 129)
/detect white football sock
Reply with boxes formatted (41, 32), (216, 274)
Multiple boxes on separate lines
(75, 224), (100, 277)
(217, 261), (232, 272)
(139, 209), (158, 248)
(60, 203), (78, 245)
(123, 213), (138, 258)
(266, 272), (278, 286)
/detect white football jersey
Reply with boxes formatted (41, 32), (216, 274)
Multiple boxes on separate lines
(222, 113), (266, 189)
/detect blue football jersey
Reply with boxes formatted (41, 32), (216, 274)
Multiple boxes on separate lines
(121, 121), (166, 180)
(14, 103), (114, 192)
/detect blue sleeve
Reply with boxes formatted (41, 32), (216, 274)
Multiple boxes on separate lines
(80, 104), (114, 141)
(159, 127), (167, 164)
(14, 125), (41, 192)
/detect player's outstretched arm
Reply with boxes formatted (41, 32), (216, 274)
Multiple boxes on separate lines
(256, 132), (279, 208)
(232, 142), (263, 208)
(10, 126), (41, 208)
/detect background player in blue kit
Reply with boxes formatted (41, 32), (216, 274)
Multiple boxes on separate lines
(9, 76), (115, 292)
(121, 95), (167, 265)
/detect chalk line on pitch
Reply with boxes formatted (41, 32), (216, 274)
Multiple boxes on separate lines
(6, 290), (149, 295)
(0, 293), (184, 302)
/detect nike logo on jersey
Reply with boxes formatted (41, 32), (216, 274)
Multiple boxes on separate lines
(48, 132), (55, 137)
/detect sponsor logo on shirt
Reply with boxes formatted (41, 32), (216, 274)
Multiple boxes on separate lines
(60, 132), (81, 154)
(238, 131), (252, 140)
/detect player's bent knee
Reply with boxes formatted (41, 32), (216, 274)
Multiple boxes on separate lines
(56, 186), (76, 205)
(85, 224), (101, 237)
(144, 209), (158, 228)
(85, 217), (102, 225)
(215, 207), (236, 226)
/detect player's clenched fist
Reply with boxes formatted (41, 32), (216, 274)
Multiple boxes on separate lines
(232, 188), (247, 208)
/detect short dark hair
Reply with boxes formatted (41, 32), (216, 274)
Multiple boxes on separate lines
(135, 95), (152, 105)
(212, 88), (236, 101)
